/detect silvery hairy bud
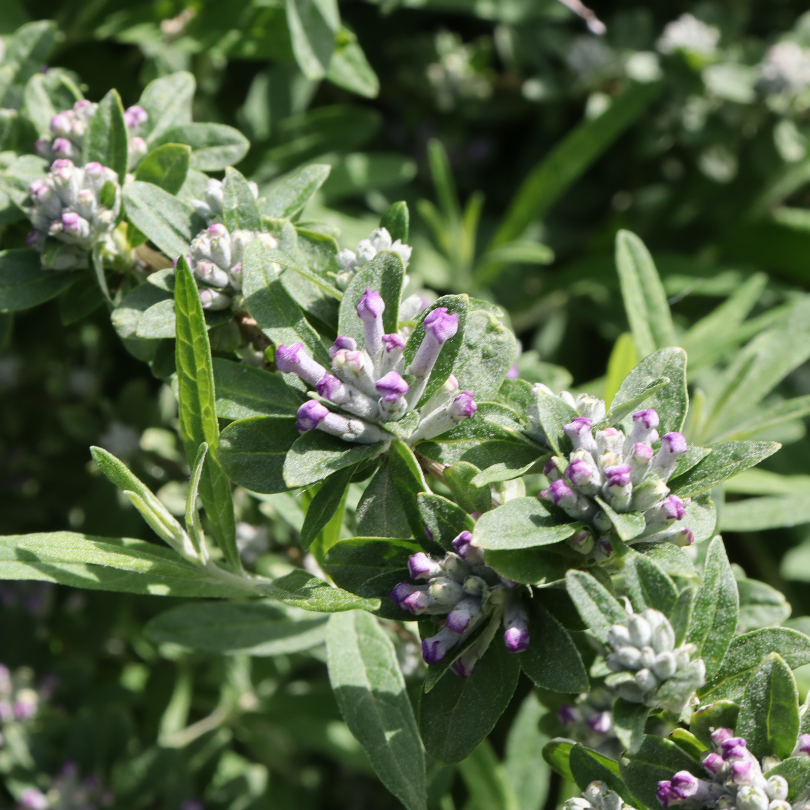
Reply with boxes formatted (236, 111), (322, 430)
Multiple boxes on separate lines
(335, 227), (413, 289)
(192, 177), (259, 222)
(566, 781), (633, 810)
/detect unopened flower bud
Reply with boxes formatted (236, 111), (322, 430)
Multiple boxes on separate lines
(422, 626), (461, 664)
(275, 343), (328, 387)
(628, 614), (652, 647)
(653, 651), (678, 680)
(408, 307), (458, 382)
(651, 432), (687, 480)
(736, 786), (769, 810)
(357, 289), (385, 357)
(631, 409), (660, 446)
(408, 552), (443, 580)
(635, 668), (658, 693)
(503, 602), (530, 653)
(445, 596), (480, 633)
(564, 417), (596, 455)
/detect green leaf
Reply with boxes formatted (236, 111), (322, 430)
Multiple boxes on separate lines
(0, 249), (75, 311)
(242, 239), (332, 366)
(595, 497), (645, 543)
(418, 493), (474, 552)
(356, 459), (412, 538)
(145, 602), (328, 655)
(569, 745), (627, 798)
(134, 143), (190, 194)
(686, 537), (738, 679)
(174, 256), (239, 571)
(714, 395), (810, 442)
(123, 182), (205, 259)
(58, 274), (103, 325)
(301, 465), (355, 550)
(327, 611), (426, 810)
(419, 638), (520, 764)
(736, 653), (799, 760)
(613, 700), (650, 754)
(490, 81), (659, 252)
(620, 736), (704, 810)
(624, 554), (679, 615)
(473, 497), (578, 551)
(380, 201), (409, 243)
(721, 494), (810, 532)
(153, 123), (250, 171)
(388, 440), (431, 543)
(609, 348), (688, 434)
(337, 250), (405, 344)
(670, 441), (781, 498)
(690, 700), (740, 746)
(699, 628), (810, 702)
(285, 0), (339, 81)
(452, 302), (517, 402)
(323, 537), (419, 619)
(82, 88), (128, 183)
(504, 694), (551, 810)
(0, 532), (247, 598)
(543, 739), (575, 782)
(565, 570), (625, 642)
(484, 546), (573, 586)
(445, 461), (492, 515)
(615, 231), (676, 358)
(529, 387), (577, 455)
(604, 333), (639, 408)
(327, 28), (380, 98)
(460, 740), (517, 810)
(218, 416), (300, 493)
(668, 729), (708, 761)
(260, 164), (331, 218)
(139, 72), (195, 144)
(520, 599), (588, 693)
(212, 358), (305, 419)
(283, 430), (385, 488)
(222, 167), (261, 232)
(1, 22), (57, 101)
(766, 758), (810, 801)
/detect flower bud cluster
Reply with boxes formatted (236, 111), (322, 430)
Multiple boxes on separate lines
(336, 227), (412, 289)
(280, 288), (477, 445)
(191, 177), (260, 223)
(18, 763), (113, 810)
(533, 395), (694, 556)
(390, 530), (529, 676)
(183, 223), (278, 310)
(26, 159), (121, 269)
(34, 100), (149, 168)
(0, 665), (43, 747)
(604, 604), (705, 713)
(558, 687), (618, 752)
(566, 781), (634, 810)
(657, 727), (810, 810)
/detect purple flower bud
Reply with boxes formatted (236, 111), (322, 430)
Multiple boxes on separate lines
(26, 230), (40, 247)
(795, 733), (810, 756)
(565, 459), (595, 487)
(702, 752), (724, 775)
(662, 495), (686, 521)
(408, 552), (442, 580)
(61, 211), (81, 232)
(19, 788), (48, 809)
(541, 479), (573, 505)
(34, 137), (51, 157)
(634, 409), (660, 430)
(315, 373), (345, 402)
(711, 727), (735, 744)
(357, 289), (385, 357)
(633, 443), (654, 463)
(382, 333), (405, 353)
(50, 112), (71, 135)
(209, 223), (228, 238)
(124, 104), (148, 129)
(329, 336), (357, 357)
(674, 527), (694, 546)
(731, 760), (753, 782)
(445, 597), (479, 633)
(605, 464), (632, 488)
(544, 458), (561, 481)
(503, 601), (530, 652)
(451, 657), (475, 678)
(422, 627), (459, 664)
(51, 158), (73, 171)
(275, 343), (328, 387)
(564, 417), (596, 454)
(670, 772), (699, 799)
(408, 308), (458, 382)
(506, 363), (519, 379)
(651, 432), (688, 480)
(449, 391), (477, 419)
(558, 704), (578, 725)
(376, 371), (409, 402)
(83, 161), (105, 177)
(74, 99), (93, 111)
(296, 400), (329, 433)
(390, 582), (431, 614)
(721, 736), (748, 759)
(52, 137), (72, 157)
(504, 625), (530, 653)
(587, 711), (612, 734)
(657, 782), (680, 808)
(451, 530), (472, 555)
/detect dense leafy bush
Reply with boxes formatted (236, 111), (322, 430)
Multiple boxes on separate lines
(3, 2), (810, 809)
